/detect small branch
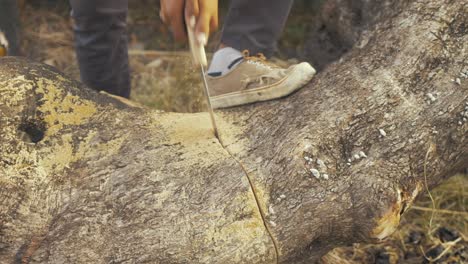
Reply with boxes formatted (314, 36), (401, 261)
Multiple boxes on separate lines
(421, 237), (463, 262)
(410, 205), (468, 217)
(423, 143), (437, 229)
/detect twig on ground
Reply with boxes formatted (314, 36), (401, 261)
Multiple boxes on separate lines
(423, 143), (437, 230)
(421, 237), (463, 262)
(410, 206), (468, 217)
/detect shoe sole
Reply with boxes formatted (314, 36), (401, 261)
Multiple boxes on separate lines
(210, 62), (316, 109)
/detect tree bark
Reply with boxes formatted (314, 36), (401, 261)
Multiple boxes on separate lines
(0, 0), (467, 263)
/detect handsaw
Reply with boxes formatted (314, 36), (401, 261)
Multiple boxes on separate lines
(186, 16), (220, 139)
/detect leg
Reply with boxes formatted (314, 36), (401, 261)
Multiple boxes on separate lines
(221, 0), (294, 57)
(69, 0), (130, 98)
(0, 0), (21, 56)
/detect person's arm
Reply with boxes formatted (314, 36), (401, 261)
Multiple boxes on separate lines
(160, 0), (218, 45)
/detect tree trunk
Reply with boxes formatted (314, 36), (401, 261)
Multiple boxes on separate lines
(0, 0), (466, 263)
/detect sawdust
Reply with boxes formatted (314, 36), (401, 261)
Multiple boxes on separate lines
(156, 112), (216, 144)
(216, 112), (249, 155)
(150, 111), (244, 168)
(152, 111), (246, 165)
(150, 110), (277, 261)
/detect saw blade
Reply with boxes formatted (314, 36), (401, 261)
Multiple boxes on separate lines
(186, 17), (219, 139)
(199, 63), (219, 139)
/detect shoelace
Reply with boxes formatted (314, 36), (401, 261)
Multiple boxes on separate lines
(241, 50), (279, 69)
(242, 50), (266, 60)
(240, 50), (286, 88)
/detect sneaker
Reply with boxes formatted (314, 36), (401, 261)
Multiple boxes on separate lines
(207, 51), (316, 109)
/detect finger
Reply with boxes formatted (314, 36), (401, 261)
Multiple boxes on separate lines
(195, 13), (210, 46)
(196, 0), (218, 46)
(159, 0), (167, 23)
(184, 0), (199, 28)
(160, 10), (166, 23)
(168, 1), (186, 42)
(210, 14), (219, 33)
(208, 0), (219, 32)
(170, 15), (187, 42)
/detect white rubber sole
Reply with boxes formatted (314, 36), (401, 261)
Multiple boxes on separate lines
(210, 62), (316, 109)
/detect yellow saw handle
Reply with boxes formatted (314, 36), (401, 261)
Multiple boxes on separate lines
(186, 16), (207, 67)
(0, 31), (8, 57)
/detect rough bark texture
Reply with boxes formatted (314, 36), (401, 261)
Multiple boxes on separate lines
(0, 0), (467, 263)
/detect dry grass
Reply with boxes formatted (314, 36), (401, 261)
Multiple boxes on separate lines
(322, 174), (468, 264)
(21, 5), (78, 79)
(129, 54), (207, 112)
(19, 2), (467, 263)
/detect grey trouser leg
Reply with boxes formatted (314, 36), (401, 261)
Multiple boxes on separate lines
(69, 0), (131, 98)
(0, 0), (21, 55)
(221, 0), (294, 57)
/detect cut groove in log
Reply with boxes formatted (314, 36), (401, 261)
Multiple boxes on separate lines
(227, 150), (280, 263)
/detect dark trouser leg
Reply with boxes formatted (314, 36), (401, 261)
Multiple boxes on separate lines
(221, 0), (294, 57)
(69, 0), (130, 98)
(0, 0), (21, 55)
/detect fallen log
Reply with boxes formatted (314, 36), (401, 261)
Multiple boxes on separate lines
(0, 0), (467, 263)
